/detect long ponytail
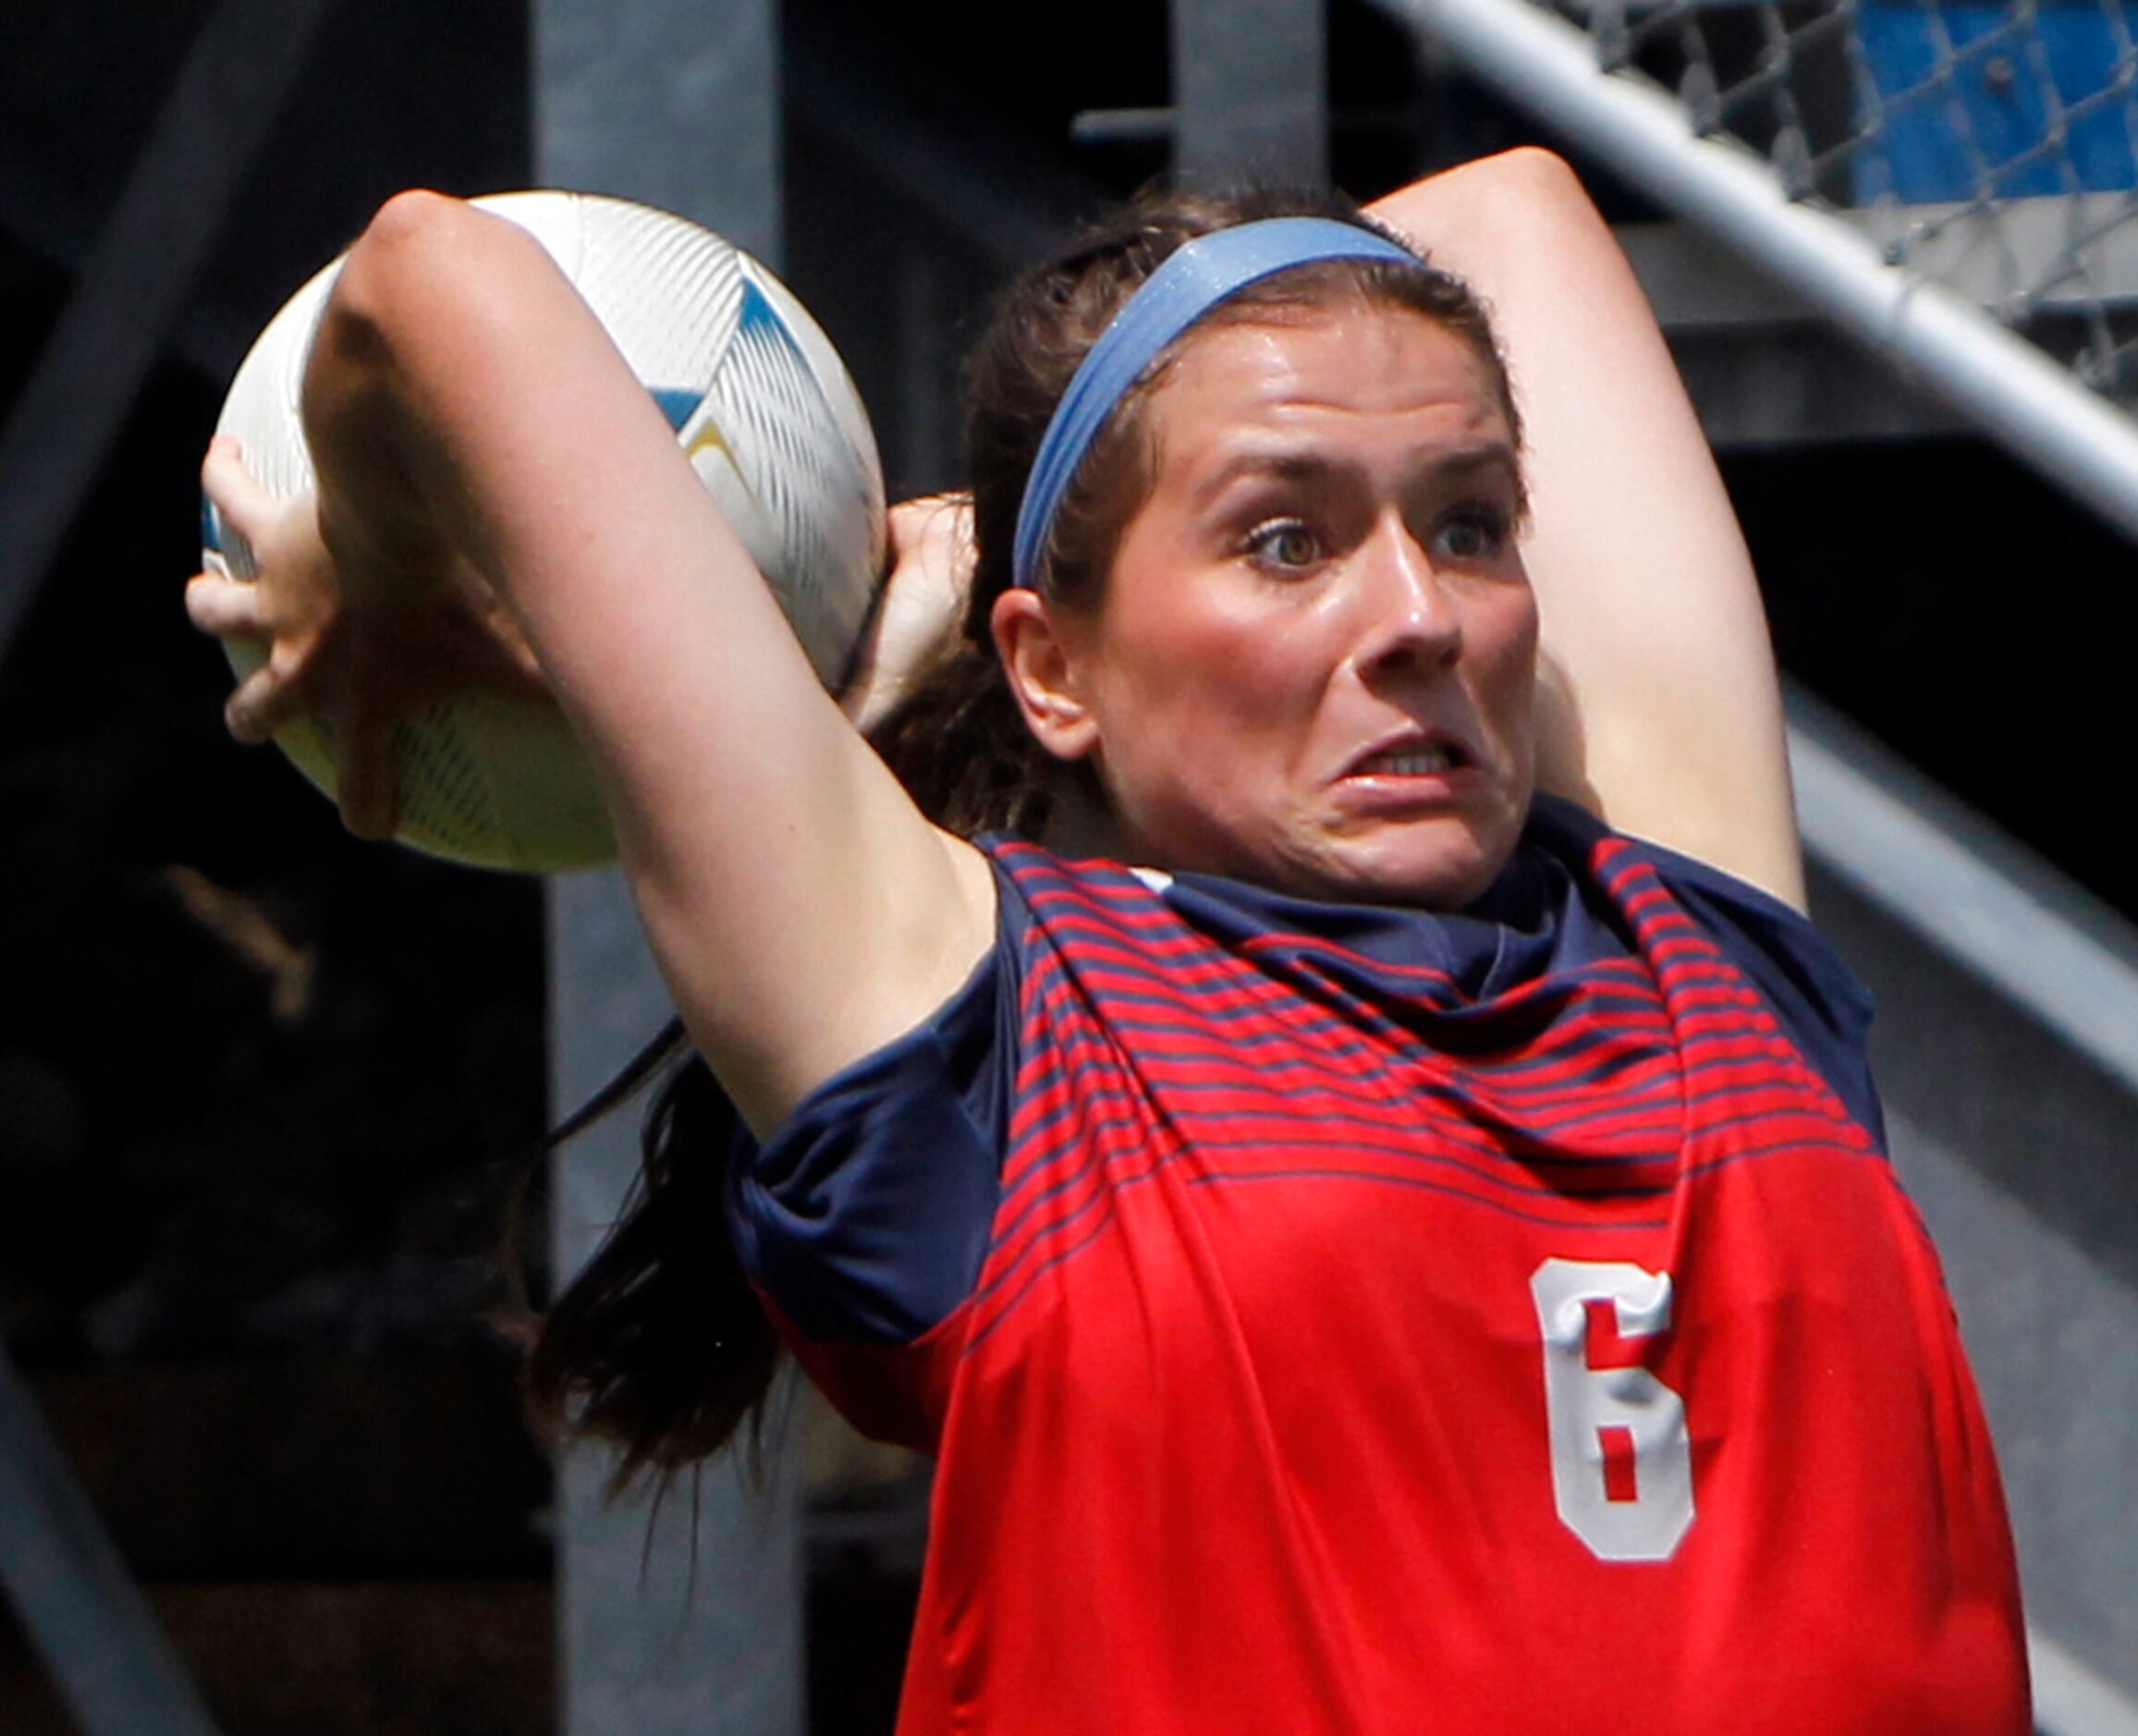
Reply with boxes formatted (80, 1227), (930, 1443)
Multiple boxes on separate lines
(523, 1029), (779, 1486)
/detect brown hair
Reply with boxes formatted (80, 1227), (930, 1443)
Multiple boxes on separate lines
(526, 185), (1521, 1480)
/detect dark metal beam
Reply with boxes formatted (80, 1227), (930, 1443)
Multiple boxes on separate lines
(1786, 689), (2138, 1717)
(785, 8), (1082, 270)
(536, 2), (801, 1730)
(1170, 0), (1329, 185)
(0, 138), (256, 386)
(0, 1343), (224, 1736)
(0, 0), (335, 666)
(0, 4), (336, 1724)
(535, 0), (781, 262)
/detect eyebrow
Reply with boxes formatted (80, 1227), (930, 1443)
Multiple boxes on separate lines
(1191, 440), (1523, 509)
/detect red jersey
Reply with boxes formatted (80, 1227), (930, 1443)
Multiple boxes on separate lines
(731, 800), (2028, 1732)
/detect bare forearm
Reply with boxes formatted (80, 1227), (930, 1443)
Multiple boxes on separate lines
(281, 195), (548, 696)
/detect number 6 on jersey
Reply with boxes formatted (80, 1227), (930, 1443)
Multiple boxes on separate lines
(1530, 1258), (1695, 1563)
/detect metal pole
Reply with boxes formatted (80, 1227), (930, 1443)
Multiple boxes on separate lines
(534, 0), (782, 261)
(1788, 683), (2138, 1099)
(535, 2), (802, 1731)
(1366, 0), (2138, 546)
(0, 1343), (224, 1736)
(1790, 691), (2138, 1717)
(0, 0), (335, 664)
(1171, 0), (1329, 185)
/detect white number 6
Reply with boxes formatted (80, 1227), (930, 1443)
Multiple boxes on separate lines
(1529, 1258), (1695, 1562)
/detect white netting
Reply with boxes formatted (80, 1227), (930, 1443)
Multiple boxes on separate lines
(1563, 0), (2138, 397)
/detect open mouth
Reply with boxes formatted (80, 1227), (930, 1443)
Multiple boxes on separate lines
(1348, 739), (1470, 778)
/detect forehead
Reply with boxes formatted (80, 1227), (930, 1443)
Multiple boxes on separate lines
(1142, 303), (1509, 475)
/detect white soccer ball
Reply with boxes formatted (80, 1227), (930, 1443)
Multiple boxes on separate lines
(204, 189), (886, 873)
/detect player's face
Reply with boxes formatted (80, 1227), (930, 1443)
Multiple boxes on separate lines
(1061, 303), (1537, 908)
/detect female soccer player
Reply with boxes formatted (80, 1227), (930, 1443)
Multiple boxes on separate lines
(189, 151), (2027, 1731)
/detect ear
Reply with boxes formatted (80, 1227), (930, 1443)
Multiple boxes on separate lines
(991, 588), (1102, 762)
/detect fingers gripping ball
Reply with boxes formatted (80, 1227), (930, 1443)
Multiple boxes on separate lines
(202, 190), (886, 873)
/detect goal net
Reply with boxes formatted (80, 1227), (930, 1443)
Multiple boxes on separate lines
(1599, 0), (2137, 392)
(1372, 0), (2138, 537)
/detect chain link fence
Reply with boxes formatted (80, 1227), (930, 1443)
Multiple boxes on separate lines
(1571, 0), (2138, 396)
(1373, 0), (2138, 535)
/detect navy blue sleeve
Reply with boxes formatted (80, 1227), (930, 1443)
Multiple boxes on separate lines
(724, 886), (1020, 1346)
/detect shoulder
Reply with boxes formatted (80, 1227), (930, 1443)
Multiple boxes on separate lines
(727, 900), (1018, 1348)
(1529, 797), (1884, 1138)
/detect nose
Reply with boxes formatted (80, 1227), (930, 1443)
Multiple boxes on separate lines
(1353, 514), (1461, 678)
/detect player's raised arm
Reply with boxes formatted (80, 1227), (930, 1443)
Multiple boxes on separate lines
(1370, 150), (1803, 909)
(200, 190), (995, 1132)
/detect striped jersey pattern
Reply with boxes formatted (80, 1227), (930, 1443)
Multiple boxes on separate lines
(966, 832), (1878, 1352)
(757, 813), (2027, 1735)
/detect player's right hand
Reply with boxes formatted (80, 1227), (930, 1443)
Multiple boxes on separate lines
(188, 434), (552, 839)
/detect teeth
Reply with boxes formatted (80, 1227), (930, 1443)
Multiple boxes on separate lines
(1363, 744), (1455, 776)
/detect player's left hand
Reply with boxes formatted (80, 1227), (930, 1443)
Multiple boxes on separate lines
(840, 493), (975, 735)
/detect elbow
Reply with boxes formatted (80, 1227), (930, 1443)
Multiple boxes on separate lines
(332, 189), (483, 337)
(309, 189), (531, 424)
(360, 186), (469, 251)
(1472, 146), (1583, 201)
(1384, 147), (1607, 256)
(1484, 151), (1625, 264)
(1454, 148), (1607, 242)
(1372, 147), (1618, 293)
(333, 188), (549, 338)
(300, 189), (505, 495)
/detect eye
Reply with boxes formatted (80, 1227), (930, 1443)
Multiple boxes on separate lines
(1243, 518), (1324, 572)
(1433, 502), (1515, 564)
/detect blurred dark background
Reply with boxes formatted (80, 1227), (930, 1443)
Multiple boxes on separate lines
(0, 1), (2128, 1730)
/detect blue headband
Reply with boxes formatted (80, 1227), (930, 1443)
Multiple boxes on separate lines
(1010, 216), (1423, 593)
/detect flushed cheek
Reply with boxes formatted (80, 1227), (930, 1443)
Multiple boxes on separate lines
(1094, 667), (1328, 866)
(1115, 609), (1336, 755)
(1469, 595), (1541, 760)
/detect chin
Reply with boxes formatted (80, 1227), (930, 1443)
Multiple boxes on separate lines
(1126, 793), (1531, 911)
(1274, 779), (1536, 911)
(1270, 829), (1521, 911)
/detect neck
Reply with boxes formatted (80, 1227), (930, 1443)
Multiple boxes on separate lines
(1040, 773), (1130, 862)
